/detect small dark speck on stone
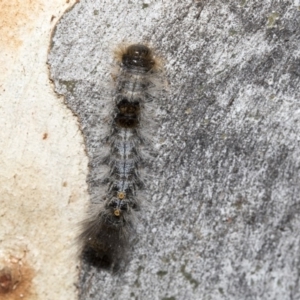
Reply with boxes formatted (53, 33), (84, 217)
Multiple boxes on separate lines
(157, 270), (168, 277)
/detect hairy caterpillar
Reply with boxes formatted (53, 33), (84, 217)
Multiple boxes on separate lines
(79, 44), (162, 271)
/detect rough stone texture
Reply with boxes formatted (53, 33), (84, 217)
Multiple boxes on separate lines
(0, 1), (88, 299)
(49, 1), (300, 299)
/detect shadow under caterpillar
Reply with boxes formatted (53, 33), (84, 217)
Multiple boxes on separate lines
(79, 44), (163, 272)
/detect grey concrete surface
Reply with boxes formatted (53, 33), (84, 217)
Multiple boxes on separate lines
(48, 1), (300, 299)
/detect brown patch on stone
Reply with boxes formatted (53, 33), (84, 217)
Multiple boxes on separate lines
(0, 268), (12, 294)
(42, 133), (48, 140)
(0, 255), (36, 300)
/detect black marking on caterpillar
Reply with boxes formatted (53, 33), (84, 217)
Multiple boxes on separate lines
(79, 44), (163, 272)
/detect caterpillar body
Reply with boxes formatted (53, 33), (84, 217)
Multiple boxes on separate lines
(79, 44), (162, 271)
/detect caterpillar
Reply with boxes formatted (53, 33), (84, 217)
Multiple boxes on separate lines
(79, 44), (162, 271)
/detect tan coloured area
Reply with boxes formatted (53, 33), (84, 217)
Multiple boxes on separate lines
(0, 0), (42, 50)
(0, 248), (36, 300)
(0, 0), (88, 300)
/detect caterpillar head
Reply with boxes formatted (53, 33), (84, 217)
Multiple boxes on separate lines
(122, 44), (155, 72)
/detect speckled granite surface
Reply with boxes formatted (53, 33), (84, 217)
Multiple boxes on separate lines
(49, 1), (300, 299)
